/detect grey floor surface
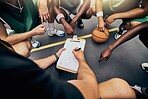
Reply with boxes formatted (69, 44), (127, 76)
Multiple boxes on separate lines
(29, 16), (148, 87)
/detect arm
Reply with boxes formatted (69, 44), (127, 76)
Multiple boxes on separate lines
(52, 0), (74, 34)
(70, 0), (91, 29)
(99, 21), (148, 62)
(68, 48), (99, 99)
(95, 0), (105, 31)
(33, 48), (65, 69)
(0, 21), (46, 45)
(37, 0), (50, 23)
(106, 0), (148, 25)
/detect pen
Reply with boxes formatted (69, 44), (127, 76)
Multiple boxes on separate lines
(75, 48), (81, 51)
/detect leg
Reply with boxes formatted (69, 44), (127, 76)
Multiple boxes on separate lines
(115, 20), (142, 40)
(81, 7), (93, 19)
(98, 78), (136, 98)
(77, 7), (93, 29)
(13, 39), (32, 57)
(47, 0), (65, 36)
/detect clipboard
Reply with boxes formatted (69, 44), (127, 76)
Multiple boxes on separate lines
(56, 35), (86, 73)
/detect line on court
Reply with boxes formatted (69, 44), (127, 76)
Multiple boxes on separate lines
(31, 28), (118, 52)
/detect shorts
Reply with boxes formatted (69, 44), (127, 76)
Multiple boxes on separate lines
(60, 0), (83, 15)
(128, 16), (148, 23)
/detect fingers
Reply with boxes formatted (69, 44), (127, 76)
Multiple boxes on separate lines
(98, 54), (108, 63)
(105, 20), (111, 26)
(98, 27), (104, 32)
(60, 48), (66, 52)
(56, 48), (66, 57)
(40, 14), (50, 23)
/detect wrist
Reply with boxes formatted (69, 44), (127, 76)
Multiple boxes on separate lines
(113, 13), (120, 19)
(29, 30), (36, 36)
(108, 45), (114, 52)
(97, 16), (104, 22)
(96, 11), (103, 18)
(53, 53), (59, 61)
(56, 13), (65, 23)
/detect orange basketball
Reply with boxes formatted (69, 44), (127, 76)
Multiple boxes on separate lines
(92, 28), (110, 43)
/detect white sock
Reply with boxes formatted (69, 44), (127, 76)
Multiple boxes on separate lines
(49, 23), (55, 31)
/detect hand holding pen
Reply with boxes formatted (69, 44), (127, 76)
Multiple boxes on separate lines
(72, 47), (85, 61)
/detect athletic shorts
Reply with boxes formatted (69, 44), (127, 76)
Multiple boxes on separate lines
(60, 0), (83, 15)
(128, 16), (148, 23)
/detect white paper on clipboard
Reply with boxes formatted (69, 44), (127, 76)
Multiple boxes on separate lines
(56, 38), (86, 73)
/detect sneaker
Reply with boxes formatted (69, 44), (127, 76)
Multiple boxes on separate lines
(77, 19), (84, 29)
(48, 28), (65, 37)
(131, 85), (142, 93)
(114, 30), (127, 40)
(31, 39), (40, 48)
(67, 16), (72, 24)
(141, 63), (148, 73)
(131, 85), (148, 97)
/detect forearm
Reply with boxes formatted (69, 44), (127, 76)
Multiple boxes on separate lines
(74, 0), (90, 21)
(109, 22), (148, 51)
(114, 8), (147, 20)
(95, 0), (103, 13)
(33, 55), (57, 69)
(77, 59), (96, 80)
(53, 0), (61, 15)
(69, 59), (99, 99)
(5, 31), (35, 45)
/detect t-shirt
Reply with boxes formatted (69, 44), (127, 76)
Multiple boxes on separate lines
(0, 0), (40, 34)
(0, 40), (84, 99)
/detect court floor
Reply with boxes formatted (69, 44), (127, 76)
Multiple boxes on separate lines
(29, 16), (148, 87)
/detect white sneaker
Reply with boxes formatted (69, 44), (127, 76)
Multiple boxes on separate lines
(48, 28), (65, 37)
(31, 39), (40, 48)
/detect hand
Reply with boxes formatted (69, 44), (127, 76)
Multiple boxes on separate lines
(38, 0), (50, 23)
(98, 19), (105, 32)
(105, 14), (116, 26)
(56, 48), (66, 58)
(99, 47), (112, 62)
(31, 24), (46, 35)
(72, 47), (85, 62)
(64, 24), (74, 35)
(70, 19), (76, 30)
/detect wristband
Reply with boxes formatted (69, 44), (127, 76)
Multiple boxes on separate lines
(96, 11), (103, 17)
(54, 53), (59, 61)
(56, 13), (65, 22)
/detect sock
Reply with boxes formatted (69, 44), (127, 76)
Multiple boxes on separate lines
(43, 21), (49, 31)
(49, 23), (55, 31)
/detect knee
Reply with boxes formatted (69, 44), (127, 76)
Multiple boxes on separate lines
(109, 78), (128, 88)
(20, 48), (31, 57)
(83, 8), (93, 19)
(124, 22), (141, 29)
(124, 22), (132, 30)
(13, 40), (32, 57)
(109, 78), (132, 95)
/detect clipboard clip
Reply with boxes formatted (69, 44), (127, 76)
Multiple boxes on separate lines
(70, 35), (80, 42)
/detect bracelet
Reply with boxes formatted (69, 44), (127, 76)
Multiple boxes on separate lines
(53, 53), (59, 61)
(96, 11), (103, 17)
(56, 13), (65, 22)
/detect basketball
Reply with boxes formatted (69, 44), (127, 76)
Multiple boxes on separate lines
(92, 27), (109, 43)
